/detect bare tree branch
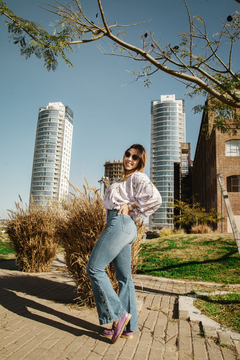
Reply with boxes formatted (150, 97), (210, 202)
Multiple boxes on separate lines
(1, 0), (240, 118)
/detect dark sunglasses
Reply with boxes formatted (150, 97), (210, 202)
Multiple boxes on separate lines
(125, 151), (139, 161)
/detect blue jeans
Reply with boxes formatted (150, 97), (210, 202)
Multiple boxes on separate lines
(86, 209), (138, 331)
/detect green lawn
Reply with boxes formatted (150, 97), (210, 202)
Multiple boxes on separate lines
(0, 240), (15, 260)
(137, 234), (240, 284)
(194, 292), (240, 333)
(0, 231), (15, 260)
(137, 234), (240, 333)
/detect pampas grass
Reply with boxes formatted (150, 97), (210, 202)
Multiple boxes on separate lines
(57, 180), (145, 307)
(6, 180), (145, 307)
(56, 181), (107, 307)
(132, 219), (146, 273)
(6, 197), (61, 272)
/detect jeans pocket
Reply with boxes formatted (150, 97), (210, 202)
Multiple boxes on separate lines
(121, 214), (133, 234)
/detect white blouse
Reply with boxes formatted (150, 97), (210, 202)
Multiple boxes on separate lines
(102, 172), (162, 220)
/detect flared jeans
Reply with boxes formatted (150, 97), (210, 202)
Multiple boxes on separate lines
(86, 209), (138, 331)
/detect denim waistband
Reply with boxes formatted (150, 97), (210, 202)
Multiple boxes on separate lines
(107, 209), (118, 214)
(107, 209), (136, 224)
(107, 209), (118, 223)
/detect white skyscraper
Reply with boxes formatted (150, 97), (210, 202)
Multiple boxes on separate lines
(30, 102), (73, 205)
(150, 95), (186, 229)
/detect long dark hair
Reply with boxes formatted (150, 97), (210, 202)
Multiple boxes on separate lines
(121, 144), (147, 180)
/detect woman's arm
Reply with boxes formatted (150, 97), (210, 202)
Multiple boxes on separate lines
(118, 173), (162, 217)
(131, 173), (162, 217)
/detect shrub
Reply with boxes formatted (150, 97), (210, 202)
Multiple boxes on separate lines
(56, 181), (145, 307)
(174, 200), (225, 230)
(6, 198), (61, 272)
(159, 228), (173, 237)
(173, 228), (186, 235)
(190, 224), (213, 234)
(158, 228), (185, 237)
(146, 230), (159, 239)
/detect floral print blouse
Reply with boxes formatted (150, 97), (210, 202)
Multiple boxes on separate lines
(102, 172), (162, 220)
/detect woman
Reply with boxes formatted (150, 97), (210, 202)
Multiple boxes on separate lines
(86, 144), (162, 344)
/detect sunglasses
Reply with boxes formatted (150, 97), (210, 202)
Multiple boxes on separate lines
(125, 151), (139, 161)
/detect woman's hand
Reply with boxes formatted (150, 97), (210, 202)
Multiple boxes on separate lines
(118, 203), (130, 215)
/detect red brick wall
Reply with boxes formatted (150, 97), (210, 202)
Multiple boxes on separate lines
(215, 130), (240, 232)
(192, 106), (240, 233)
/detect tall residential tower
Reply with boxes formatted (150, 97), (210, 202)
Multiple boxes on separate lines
(30, 102), (73, 206)
(150, 95), (186, 229)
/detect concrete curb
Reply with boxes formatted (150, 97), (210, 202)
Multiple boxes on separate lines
(179, 294), (240, 343)
(179, 295), (221, 327)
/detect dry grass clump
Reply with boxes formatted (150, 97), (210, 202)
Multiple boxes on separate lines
(6, 180), (145, 305)
(132, 219), (146, 273)
(56, 183), (107, 307)
(190, 224), (213, 234)
(7, 198), (61, 272)
(159, 227), (186, 237)
(57, 181), (145, 308)
(174, 228), (186, 235)
(159, 228), (173, 237)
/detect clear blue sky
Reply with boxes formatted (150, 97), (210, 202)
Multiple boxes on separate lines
(0, 0), (239, 217)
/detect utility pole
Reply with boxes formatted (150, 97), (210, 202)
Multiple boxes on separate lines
(217, 173), (240, 256)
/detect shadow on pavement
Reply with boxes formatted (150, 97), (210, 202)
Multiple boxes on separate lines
(0, 272), (75, 302)
(0, 274), (109, 343)
(0, 259), (19, 270)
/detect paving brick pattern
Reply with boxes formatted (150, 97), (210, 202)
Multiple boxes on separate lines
(0, 260), (239, 360)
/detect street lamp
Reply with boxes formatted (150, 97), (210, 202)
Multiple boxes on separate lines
(98, 176), (108, 197)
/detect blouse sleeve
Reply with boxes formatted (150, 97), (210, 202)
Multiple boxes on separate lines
(130, 172), (162, 217)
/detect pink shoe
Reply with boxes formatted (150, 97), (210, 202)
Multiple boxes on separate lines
(111, 313), (132, 344)
(103, 325), (133, 339)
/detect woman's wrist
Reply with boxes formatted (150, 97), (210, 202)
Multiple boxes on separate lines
(131, 202), (138, 209)
(127, 202), (133, 211)
(128, 202), (138, 211)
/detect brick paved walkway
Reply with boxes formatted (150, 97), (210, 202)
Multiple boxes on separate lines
(0, 257), (239, 360)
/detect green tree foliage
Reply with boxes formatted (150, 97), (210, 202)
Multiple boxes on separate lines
(1, 0), (240, 132)
(0, 0), (73, 71)
(174, 200), (225, 227)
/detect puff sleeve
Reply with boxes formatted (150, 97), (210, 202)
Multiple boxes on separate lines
(128, 172), (162, 217)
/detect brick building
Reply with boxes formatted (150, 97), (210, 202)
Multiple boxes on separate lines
(191, 105), (240, 233)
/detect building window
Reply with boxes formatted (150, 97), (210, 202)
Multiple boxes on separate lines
(225, 140), (240, 156)
(227, 175), (240, 192)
